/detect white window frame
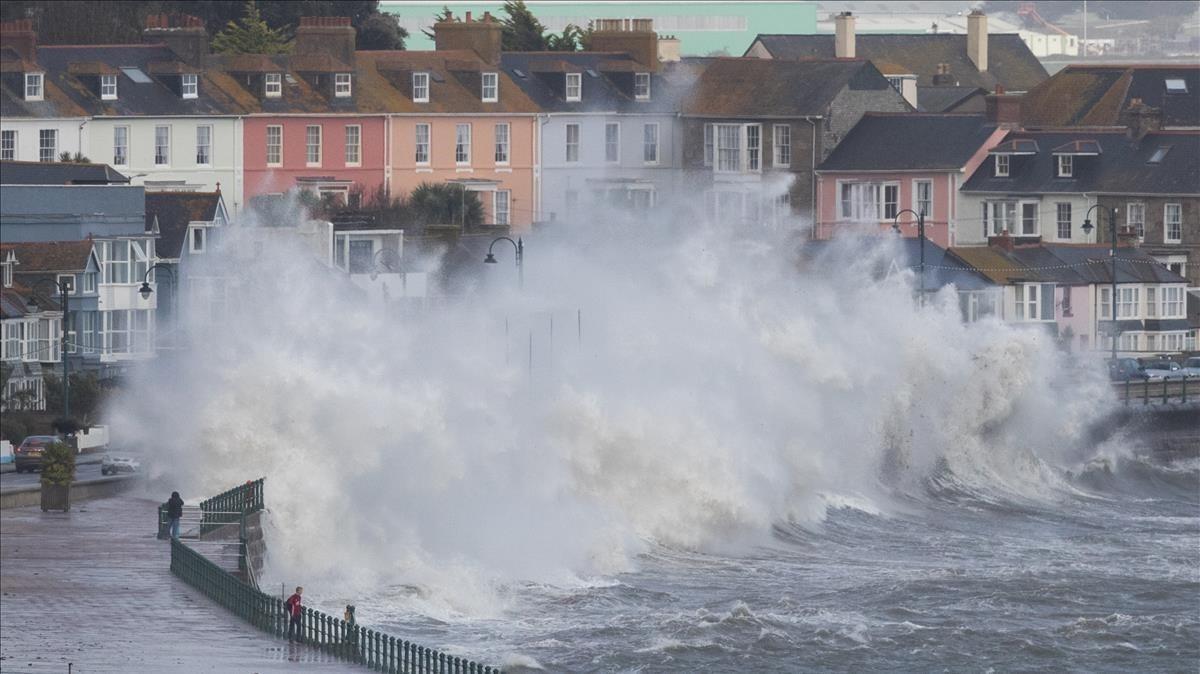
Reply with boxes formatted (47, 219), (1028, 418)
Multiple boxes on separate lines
(1162, 286), (1184, 318)
(773, 124), (791, 168)
(1127, 202), (1145, 241)
(634, 72), (651, 100)
(984, 199), (1039, 236)
(39, 129), (57, 163)
(643, 122), (659, 165)
(1055, 202), (1071, 240)
(82, 271), (97, 293)
(838, 181), (901, 221)
(1117, 286), (1140, 319)
(265, 73), (282, 98)
(266, 125), (282, 166)
(413, 72), (429, 103)
(25, 72), (44, 101)
(1164, 203), (1182, 243)
(1, 129), (14, 161)
(305, 125), (322, 166)
(195, 124), (212, 166)
(414, 123), (430, 165)
(565, 123), (580, 163)
(493, 189), (511, 226)
(189, 226), (206, 254)
(154, 125), (170, 166)
(1014, 283), (1055, 321)
(994, 154), (1010, 177)
(481, 72), (498, 102)
(1056, 154), (1073, 178)
(56, 274), (76, 295)
(494, 122), (509, 165)
(1146, 286), (1157, 318)
(605, 122), (620, 163)
(746, 123), (760, 172)
(100, 73), (118, 100)
(914, 179), (932, 217)
(565, 73), (582, 102)
(112, 126), (129, 166)
(345, 125), (361, 166)
(704, 123), (714, 167)
(181, 73), (198, 99)
(455, 123), (471, 165)
(335, 73), (352, 98)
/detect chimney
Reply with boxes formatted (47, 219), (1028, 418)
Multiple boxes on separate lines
(835, 12), (856, 58)
(1125, 99), (1162, 142)
(657, 36), (681, 63)
(931, 62), (956, 86)
(0, 19), (36, 62)
(433, 11), (503, 66)
(988, 230), (1015, 252)
(294, 16), (356, 66)
(985, 91), (1023, 128)
(590, 18), (660, 71)
(967, 10), (987, 72)
(143, 14), (208, 67)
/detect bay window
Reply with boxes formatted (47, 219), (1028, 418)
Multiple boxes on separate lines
(1099, 287), (1111, 320)
(1117, 287), (1139, 319)
(1162, 286), (1184, 317)
(1015, 283), (1054, 321)
(839, 182), (899, 221)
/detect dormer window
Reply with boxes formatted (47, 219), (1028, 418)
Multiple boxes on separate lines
(634, 72), (650, 100)
(190, 226), (206, 254)
(265, 73), (282, 98)
(413, 72), (429, 103)
(181, 73), (198, 99)
(335, 73), (352, 97)
(1057, 155), (1073, 177)
(481, 72), (498, 102)
(565, 73), (581, 102)
(995, 154), (1009, 177)
(100, 74), (118, 100)
(25, 72), (44, 101)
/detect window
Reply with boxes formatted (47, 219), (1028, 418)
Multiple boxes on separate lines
(984, 200), (1039, 236)
(100, 74), (117, 100)
(883, 184), (898, 219)
(1128, 202), (1145, 240)
(959, 291), (998, 322)
(1117, 287), (1139, 319)
(494, 190), (511, 226)
(190, 226), (206, 253)
(605, 122), (620, 163)
(414, 123), (430, 164)
(82, 271), (96, 293)
(643, 123), (659, 164)
(494, 123), (509, 164)
(565, 123), (579, 162)
(773, 124), (791, 168)
(112, 126), (128, 166)
(1020, 202), (1038, 236)
(56, 274), (75, 295)
(1147, 287), (1157, 318)
(634, 72), (650, 100)
(1164, 78), (1187, 94)
(196, 125), (212, 165)
(994, 154), (1009, 177)
(839, 182), (901, 221)
(481, 72), (498, 102)
(266, 125), (282, 165)
(102, 240), (130, 284)
(335, 73), (352, 97)
(455, 123), (470, 164)
(345, 125), (361, 165)
(107, 310), (129, 354)
(154, 125), (170, 166)
(1056, 155), (1073, 177)
(305, 125), (321, 166)
(1164, 203), (1182, 243)
(746, 124), (760, 172)
(413, 72), (429, 103)
(25, 72), (43, 101)
(1015, 283), (1054, 321)
(181, 73), (198, 99)
(1, 130), (14, 161)
(265, 73), (282, 98)
(565, 73), (582, 101)
(704, 123), (714, 166)
(1056, 202), (1071, 239)
(39, 129), (56, 163)
(915, 180), (932, 217)
(1100, 287), (1112, 320)
(1163, 286), (1184, 317)
(1147, 146), (1169, 163)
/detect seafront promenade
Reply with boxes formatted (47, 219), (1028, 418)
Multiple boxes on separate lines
(0, 492), (354, 672)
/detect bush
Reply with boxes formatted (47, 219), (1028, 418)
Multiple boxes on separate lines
(40, 441), (76, 487)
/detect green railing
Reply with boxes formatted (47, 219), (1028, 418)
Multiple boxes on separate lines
(167, 483), (503, 673)
(201, 478), (265, 535)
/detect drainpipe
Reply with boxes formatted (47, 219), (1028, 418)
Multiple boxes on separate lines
(77, 120), (86, 158)
(806, 117), (818, 237)
(535, 113), (547, 224)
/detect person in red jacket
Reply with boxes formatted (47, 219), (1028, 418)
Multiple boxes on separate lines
(284, 586), (304, 642)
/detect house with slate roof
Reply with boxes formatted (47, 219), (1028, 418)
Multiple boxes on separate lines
(1020, 64), (1200, 131)
(814, 112), (1006, 246)
(1, 246), (64, 411)
(143, 190), (228, 333)
(745, 11), (1047, 113)
(1, 240), (95, 376)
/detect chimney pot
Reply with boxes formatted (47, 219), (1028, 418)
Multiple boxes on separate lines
(433, 11), (503, 65)
(465, 11), (472, 22)
(142, 14), (207, 66)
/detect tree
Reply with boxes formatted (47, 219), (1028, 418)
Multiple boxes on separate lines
(211, 1), (289, 55)
(58, 151), (91, 163)
(422, 5), (454, 41)
(545, 24), (585, 52)
(354, 11), (406, 50)
(409, 182), (483, 227)
(500, 0), (548, 52)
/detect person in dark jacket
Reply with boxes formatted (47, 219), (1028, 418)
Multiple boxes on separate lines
(285, 587), (304, 642)
(166, 491), (184, 540)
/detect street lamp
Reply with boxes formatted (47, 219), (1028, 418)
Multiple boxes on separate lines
(1080, 205), (1120, 360)
(27, 277), (72, 419)
(484, 236), (524, 290)
(892, 208), (926, 303)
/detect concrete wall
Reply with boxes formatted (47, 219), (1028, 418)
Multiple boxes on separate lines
(0, 474), (140, 510)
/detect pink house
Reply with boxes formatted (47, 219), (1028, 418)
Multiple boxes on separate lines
(815, 113), (1008, 247)
(243, 115), (386, 207)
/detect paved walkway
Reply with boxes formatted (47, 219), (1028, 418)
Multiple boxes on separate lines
(0, 493), (355, 673)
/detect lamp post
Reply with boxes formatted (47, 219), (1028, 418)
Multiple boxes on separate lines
(891, 208), (926, 303)
(138, 263), (177, 348)
(484, 236), (524, 290)
(27, 277), (71, 419)
(1080, 205), (1119, 360)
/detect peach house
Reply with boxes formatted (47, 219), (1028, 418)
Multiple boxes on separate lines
(815, 112), (1007, 247)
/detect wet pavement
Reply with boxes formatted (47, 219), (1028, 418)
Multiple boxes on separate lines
(0, 493), (355, 673)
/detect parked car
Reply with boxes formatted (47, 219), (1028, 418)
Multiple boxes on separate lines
(13, 435), (59, 473)
(101, 454), (140, 476)
(1140, 359), (1185, 381)
(1108, 358), (1149, 381)
(1181, 357), (1200, 379)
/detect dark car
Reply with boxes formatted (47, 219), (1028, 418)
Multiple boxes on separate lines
(13, 435), (59, 473)
(1108, 358), (1149, 382)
